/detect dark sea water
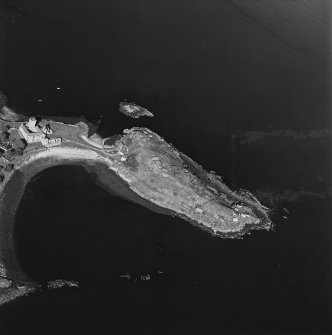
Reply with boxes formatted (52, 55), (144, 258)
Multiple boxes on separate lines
(0, 1), (331, 334)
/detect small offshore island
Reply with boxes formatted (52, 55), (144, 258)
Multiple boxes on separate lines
(119, 101), (154, 118)
(0, 96), (272, 305)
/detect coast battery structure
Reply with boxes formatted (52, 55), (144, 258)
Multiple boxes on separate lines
(18, 117), (45, 143)
(18, 117), (61, 147)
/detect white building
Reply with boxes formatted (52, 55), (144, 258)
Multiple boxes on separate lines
(18, 123), (45, 143)
(18, 117), (57, 145)
(26, 117), (40, 133)
(41, 137), (62, 147)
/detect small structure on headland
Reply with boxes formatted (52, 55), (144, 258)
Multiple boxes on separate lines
(18, 117), (61, 147)
(41, 137), (61, 148)
(119, 101), (154, 119)
(40, 122), (53, 135)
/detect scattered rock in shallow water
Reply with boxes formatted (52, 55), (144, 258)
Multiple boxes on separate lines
(140, 274), (151, 281)
(120, 273), (131, 279)
(0, 263), (7, 277)
(0, 277), (12, 288)
(47, 279), (79, 289)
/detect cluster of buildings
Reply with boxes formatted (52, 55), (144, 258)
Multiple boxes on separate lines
(18, 117), (62, 148)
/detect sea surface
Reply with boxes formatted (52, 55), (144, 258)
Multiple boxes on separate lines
(0, 1), (331, 334)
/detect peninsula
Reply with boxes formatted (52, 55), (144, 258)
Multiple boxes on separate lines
(0, 101), (272, 305)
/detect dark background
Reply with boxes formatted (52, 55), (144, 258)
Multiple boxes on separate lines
(0, 1), (331, 334)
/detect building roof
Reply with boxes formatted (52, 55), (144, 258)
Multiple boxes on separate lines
(19, 123), (44, 135)
(19, 124), (30, 136)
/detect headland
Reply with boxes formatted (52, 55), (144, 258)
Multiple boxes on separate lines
(0, 105), (272, 305)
